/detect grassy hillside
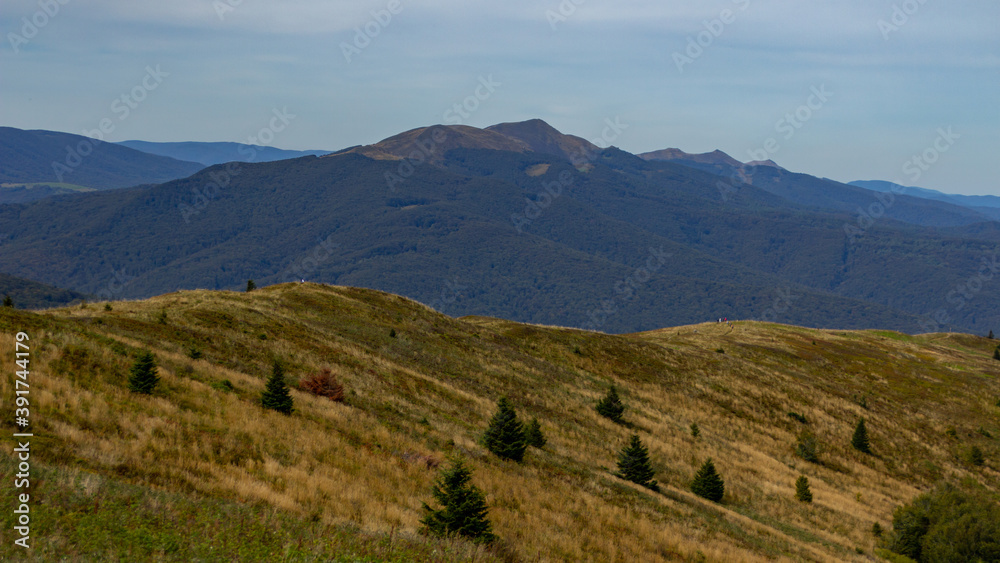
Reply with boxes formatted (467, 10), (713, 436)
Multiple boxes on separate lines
(1, 283), (998, 561)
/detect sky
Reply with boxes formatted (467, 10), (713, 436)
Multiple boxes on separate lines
(1, 0), (997, 195)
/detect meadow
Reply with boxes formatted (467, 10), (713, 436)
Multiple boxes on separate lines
(1, 282), (997, 561)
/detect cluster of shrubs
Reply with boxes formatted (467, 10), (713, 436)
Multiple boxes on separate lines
(592, 387), (724, 501)
(794, 417), (873, 464)
(421, 387), (736, 545)
(126, 351), (346, 417)
(884, 483), (1000, 562)
(420, 396), (546, 543)
(422, 379), (997, 546)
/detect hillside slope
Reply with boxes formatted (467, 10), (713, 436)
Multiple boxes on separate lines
(850, 180), (1000, 222)
(117, 140), (331, 166)
(1, 283), (997, 561)
(0, 273), (87, 309)
(0, 127), (204, 192)
(0, 152), (933, 334)
(640, 148), (992, 227)
(485, 118), (599, 162)
(2, 120), (999, 334)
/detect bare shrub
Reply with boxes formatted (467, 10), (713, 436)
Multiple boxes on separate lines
(298, 368), (345, 402)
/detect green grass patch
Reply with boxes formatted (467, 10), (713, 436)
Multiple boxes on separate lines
(0, 456), (501, 562)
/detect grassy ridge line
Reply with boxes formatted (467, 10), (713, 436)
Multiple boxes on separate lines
(0, 282), (997, 561)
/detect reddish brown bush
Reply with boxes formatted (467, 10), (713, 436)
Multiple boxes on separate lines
(298, 368), (345, 401)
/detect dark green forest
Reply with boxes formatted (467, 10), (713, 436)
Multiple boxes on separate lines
(0, 131), (997, 333)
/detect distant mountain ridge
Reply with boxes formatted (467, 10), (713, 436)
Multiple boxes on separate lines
(0, 273), (87, 309)
(2, 118), (999, 335)
(849, 180), (1000, 208)
(117, 140), (331, 166)
(640, 146), (992, 227)
(849, 180), (1000, 222)
(640, 147), (745, 168)
(3, 118), (999, 334)
(0, 127), (204, 201)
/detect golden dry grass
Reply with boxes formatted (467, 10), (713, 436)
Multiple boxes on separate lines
(1, 283), (998, 561)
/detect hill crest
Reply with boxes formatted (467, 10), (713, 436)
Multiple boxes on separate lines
(3, 282), (997, 561)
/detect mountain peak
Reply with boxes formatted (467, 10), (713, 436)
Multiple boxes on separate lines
(486, 119), (599, 161)
(639, 148), (743, 168)
(745, 159), (783, 170)
(487, 118), (560, 135)
(339, 124), (531, 164)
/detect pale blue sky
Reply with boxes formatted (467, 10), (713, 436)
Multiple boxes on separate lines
(2, 0), (997, 194)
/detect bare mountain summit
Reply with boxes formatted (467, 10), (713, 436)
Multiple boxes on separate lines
(485, 118), (599, 162)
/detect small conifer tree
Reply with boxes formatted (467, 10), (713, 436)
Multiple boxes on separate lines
(969, 445), (985, 467)
(482, 397), (526, 462)
(994, 346), (1000, 361)
(596, 386), (625, 423)
(525, 417), (546, 448)
(2, 294), (12, 308)
(795, 475), (813, 503)
(852, 418), (872, 454)
(796, 432), (820, 463)
(691, 458), (725, 502)
(261, 361), (294, 414)
(615, 434), (658, 491)
(127, 351), (159, 394)
(690, 422), (701, 438)
(246, 279), (256, 292)
(989, 329), (995, 340)
(420, 459), (495, 543)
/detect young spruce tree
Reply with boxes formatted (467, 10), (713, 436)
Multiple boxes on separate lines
(482, 397), (526, 462)
(691, 459), (725, 502)
(615, 434), (658, 491)
(851, 418), (872, 454)
(795, 475), (813, 503)
(525, 417), (546, 448)
(261, 361), (294, 414)
(596, 386), (625, 423)
(127, 351), (159, 394)
(420, 459), (495, 543)
(246, 279), (256, 292)
(796, 431), (820, 463)
(2, 294), (12, 308)
(969, 445), (985, 467)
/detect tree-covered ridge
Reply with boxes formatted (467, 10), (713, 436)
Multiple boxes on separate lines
(2, 142), (998, 334)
